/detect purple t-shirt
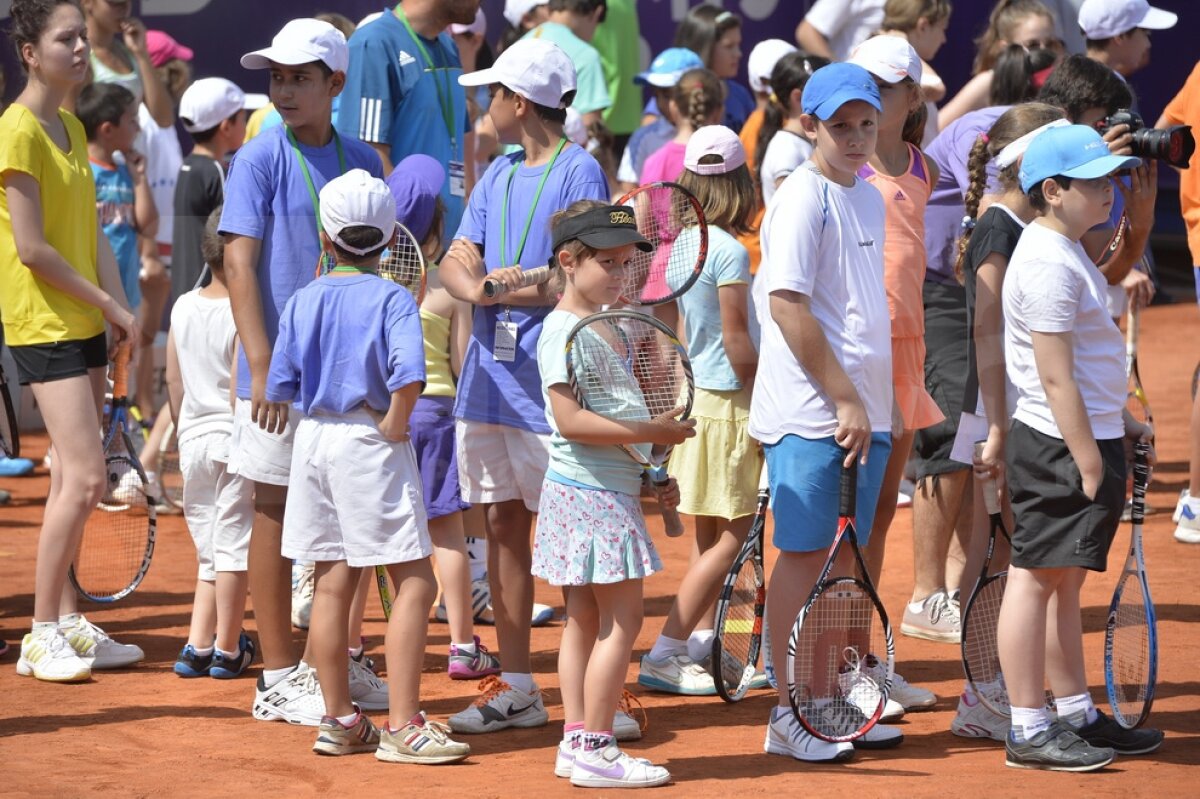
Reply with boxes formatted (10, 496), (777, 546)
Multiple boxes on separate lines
(454, 142), (608, 432)
(218, 124), (383, 398)
(267, 273), (425, 415)
(924, 106), (1007, 286)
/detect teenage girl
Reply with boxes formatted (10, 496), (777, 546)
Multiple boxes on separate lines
(756, 52), (827, 208)
(639, 68), (725, 186)
(2, 0), (141, 682)
(639, 126), (762, 696)
(533, 199), (693, 788)
(673, 4), (754, 132)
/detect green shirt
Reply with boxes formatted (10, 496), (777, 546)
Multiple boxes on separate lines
(592, 0), (643, 135)
(523, 21), (611, 116)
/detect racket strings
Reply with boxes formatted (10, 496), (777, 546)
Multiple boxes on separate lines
(623, 187), (702, 304)
(0, 387), (15, 457)
(75, 456), (153, 598)
(380, 237), (425, 300)
(1109, 576), (1151, 722)
(571, 319), (688, 422)
(963, 575), (1009, 712)
(718, 560), (761, 688)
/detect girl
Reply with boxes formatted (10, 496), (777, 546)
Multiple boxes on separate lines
(533, 200), (693, 787)
(639, 68), (724, 187)
(756, 52), (827, 208)
(938, 0), (1062, 130)
(989, 43), (1059, 106)
(673, 4), (753, 132)
(638, 126), (762, 696)
(2, 0), (140, 682)
(879, 0), (952, 145)
(80, 0), (173, 128)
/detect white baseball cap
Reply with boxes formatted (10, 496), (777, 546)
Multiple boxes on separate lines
(458, 38), (577, 109)
(241, 18), (349, 74)
(849, 35), (923, 84)
(1079, 0), (1177, 39)
(684, 125), (746, 176)
(504, 0), (546, 28)
(179, 78), (248, 134)
(320, 170), (397, 256)
(748, 39), (797, 94)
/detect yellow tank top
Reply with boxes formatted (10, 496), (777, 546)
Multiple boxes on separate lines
(421, 307), (455, 398)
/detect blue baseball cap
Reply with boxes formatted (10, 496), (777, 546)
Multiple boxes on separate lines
(635, 47), (704, 88)
(1018, 124), (1141, 193)
(386, 154), (445, 242)
(801, 62), (881, 120)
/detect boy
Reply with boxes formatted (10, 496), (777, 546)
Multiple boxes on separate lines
(523, 0), (610, 127)
(440, 37), (609, 734)
(750, 62), (902, 762)
(615, 46), (704, 194)
(220, 17), (386, 726)
(172, 77), (249, 299)
(1080, 0), (1176, 81)
(267, 169), (469, 764)
(998, 123), (1161, 771)
(168, 207), (255, 680)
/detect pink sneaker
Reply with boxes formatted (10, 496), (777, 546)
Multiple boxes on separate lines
(448, 636), (502, 680)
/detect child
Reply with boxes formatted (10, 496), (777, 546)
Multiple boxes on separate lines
(167, 207), (256, 679)
(267, 169), (470, 763)
(796, 0), (886, 61)
(997, 123), (1162, 770)
(756, 52), (827, 208)
(673, 4), (754, 132)
(4, 0), (141, 683)
(220, 17), (386, 725)
(638, 126), (762, 697)
(640, 68), (724, 186)
(750, 62), (902, 761)
(524, 0), (610, 127)
(1081, 0), (1176, 81)
(879, 0), (952, 145)
(616, 47), (704, 194)
(439, 37), (609, 734)
(534, 200), (692, 787)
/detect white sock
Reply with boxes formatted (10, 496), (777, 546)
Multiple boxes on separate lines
(348, 643), (363, 658)
(262, 666), (296, 687)
(336, 711), (359, 726)
(466, 536), (487, 583)
(32, 620), (57, 633)
(502, 671), (535, 693)
(453, 640), (478, 655)
(57, 612), (82, 626)
(1010, 706), (1051, 742)
(687, 629), (715, 663)
(1057, 692), (1098, 727)
(907, 591), (942, 613)
(648, 635), (688, 661)
(192, 645), (214, 657)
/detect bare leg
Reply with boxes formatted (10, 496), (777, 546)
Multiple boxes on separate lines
(134, 269), (169, 411)
(311, 561), (360, 718)
(911, 469), (970, 602)
(560, 585), (599, 727)
(429, 511), (474, 645)
(660, 514), (753, 640)
(1044, 568), (1089, 700)
(140, 407), (172, 476)
(186, 579), (217, 648)
(215, 571), (250, 654)
(767, 549), (827, 708)
(346, 568), (372, 647)
(584, 581), (644, 732)
(1191, 385), (1200, 495)
(997, 565), (1063, 709)
(867, 430), (916, 588)
(385, 557), (437, 727)
(486, 500), (534, 674)
(248, 482), (297, 670)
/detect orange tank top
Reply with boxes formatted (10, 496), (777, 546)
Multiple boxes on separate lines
(860, 143), (932, 339)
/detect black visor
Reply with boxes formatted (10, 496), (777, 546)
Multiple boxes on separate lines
(550, 205), (654, 256)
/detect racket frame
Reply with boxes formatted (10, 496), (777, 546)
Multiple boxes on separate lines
(615, 181), (708, 307)
(375, 565), (394, 620)
(0, 362), (18, 458)
(379, 222), (429, 304)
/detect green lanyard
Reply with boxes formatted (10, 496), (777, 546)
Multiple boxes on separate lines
(500, 138), (567, 268)
(287, 125), (348, 239)
(330, 265), (376, 274)
(394, 6), (457, 148)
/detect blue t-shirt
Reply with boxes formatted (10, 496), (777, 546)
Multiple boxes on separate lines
(336, 8), (468, 238)
(626, 118), (675, 182)
(671, 226), (754, 391)
(92, 161), (140, 310)
(454, 143), (609, 432)
(266, 273), (425, 415)
(723, 80), (755, 133)
(218, 124), (383, 399)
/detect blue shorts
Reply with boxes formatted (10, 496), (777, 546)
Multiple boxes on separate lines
(764, 433), (892, 553)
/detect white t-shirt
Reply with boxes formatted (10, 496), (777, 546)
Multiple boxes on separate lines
(750, 164), (892, 443)
(170, 291), (238, 450)
(804, 0), (886, 61)
(136, 104), (183, 251)
(760, 130), (813, 207)
(1003, 222), (1126, 440)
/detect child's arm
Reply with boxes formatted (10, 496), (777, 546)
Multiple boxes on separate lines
(224, 234), (286, 430)
(718, 283), (757, 389)
(126, 152), (159, 240)
(378, 382), (422, 442)
(165, 327), (183, 428)
(770, 289), (871, 467)
(795, 19), (835, 60)
(122, 19), (174, 129)
(1083, 162), (1158, 309)
(974, 253), (1009, 473)
(440, 238), (557, 307)
(449, 295), (472, 381)
(547, 384), (695, 448)
(1032, 331), (1103, 498)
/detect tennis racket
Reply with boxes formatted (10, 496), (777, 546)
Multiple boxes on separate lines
(70, 345), (157, 602)
(564, 310), (694, 537)
(379, 222), (427, 303)
(1125, 304), (1154, 434)
(787, 460), (894, 742)
(1104, 440), (1157, 729)
(376, 566), (394, 620)
(0, 361), (18, 458)
(158, 421), (183, 511)
(960, 442), (1014, 717)
(712, 463), (769, 703)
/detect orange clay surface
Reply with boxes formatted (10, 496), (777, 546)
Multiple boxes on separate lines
(1, 302), (1198, 798)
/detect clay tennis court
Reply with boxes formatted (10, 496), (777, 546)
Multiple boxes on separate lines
(2, 302), (1197, 796)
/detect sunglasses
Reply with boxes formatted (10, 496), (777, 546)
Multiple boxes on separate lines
(1018, 37), (1065, 52)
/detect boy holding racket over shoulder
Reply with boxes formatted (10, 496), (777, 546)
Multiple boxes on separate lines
(266, 170), (470, 764)
(997, 124), (1162, 772)
(750, 63), (902, 763)
(438, 37), (609, 734)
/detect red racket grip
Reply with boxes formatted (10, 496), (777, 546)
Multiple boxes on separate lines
(483, 266), (552, 298)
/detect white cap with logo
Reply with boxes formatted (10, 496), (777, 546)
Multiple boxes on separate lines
(458, 38), (577, 109)
(319, 170), (398, 256)
(179, 78), (248, 134)
(1079, 0), (1177, 39)
(241, 18), (349, 74)
(849, 35), (923, 84)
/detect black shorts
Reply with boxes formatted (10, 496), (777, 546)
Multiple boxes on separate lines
(912, 281), (970, 479)
(1006, 420), (1126, 572)
(9, 332), (107, 384)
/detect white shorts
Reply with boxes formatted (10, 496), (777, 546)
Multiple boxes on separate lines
(227, 398), (301, 487)
(455, 418), (550, 512)
(180, 432), (254, 581)
(282, 409), (431, 568)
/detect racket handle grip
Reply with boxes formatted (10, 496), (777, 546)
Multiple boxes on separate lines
(111, 343), (133, 399)
(483, 266), (552, 298)
(839, 461), (857, 518)
(974, 441), (1001, 516)
(651, 468), (684, 537)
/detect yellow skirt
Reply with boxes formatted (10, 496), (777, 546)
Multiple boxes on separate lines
(669, 386), (763, 519)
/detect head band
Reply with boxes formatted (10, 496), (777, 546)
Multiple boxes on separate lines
(994, 118), (1070, 169)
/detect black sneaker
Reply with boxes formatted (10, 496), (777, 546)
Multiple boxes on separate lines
(1073, 710), (1164, 755)
(1005, 722), (1115, 772)
(173, 644), (213, 678)
(210, 632), (255, 679)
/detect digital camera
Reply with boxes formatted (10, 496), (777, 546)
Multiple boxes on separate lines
(1098, 109), (1195, 169)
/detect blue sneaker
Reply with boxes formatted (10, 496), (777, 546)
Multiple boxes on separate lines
(0, 456), (35, 477)
(173, 644), (213, 677)
(210, 632), (255, 679)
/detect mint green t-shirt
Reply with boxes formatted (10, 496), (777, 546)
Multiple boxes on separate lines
(591, 0), (643, 135)
(523, 22), (611, 116)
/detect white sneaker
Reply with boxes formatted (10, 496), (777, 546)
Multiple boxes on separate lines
(763, 709), (854, 762)
(16, 627), (91, 682)
(1174, 494), (1200, 544)
(291, 562), (314, 630)
(555, 740), (578, 778)
(637, 653), (716, 695)
(1173, 489), (1190, 523)
(348, 655), (389, 710)
(60, 614), (143, 668)
(251, 664), (326, 726)
(901, 590), (961, 643)
(950, 689), (1009, 741)
(614, 710), (642, 742)
(570, 742), (670, 788)
(448, 676), (549, 733)
(864, 658), (936, 711)
(839, 655), (905, 722)
(852, 721), (904, 749)
(108, 466), (144, 505)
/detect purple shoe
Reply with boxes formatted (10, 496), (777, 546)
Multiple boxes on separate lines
(448, 635), (501, 680)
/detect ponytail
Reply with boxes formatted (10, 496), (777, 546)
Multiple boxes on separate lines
(955, 135), (992, 283)
(673, 68), (725, 135)
(990, 43), (1057, 105)
(755, 52), (828, 176)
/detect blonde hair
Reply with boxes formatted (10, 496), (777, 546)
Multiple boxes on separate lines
(883, 0), (952, 32)
(678, 159), (757, 236)
(973, 0), (1053, 75)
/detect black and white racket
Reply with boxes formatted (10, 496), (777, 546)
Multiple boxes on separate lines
(0, 361), (18, 458)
